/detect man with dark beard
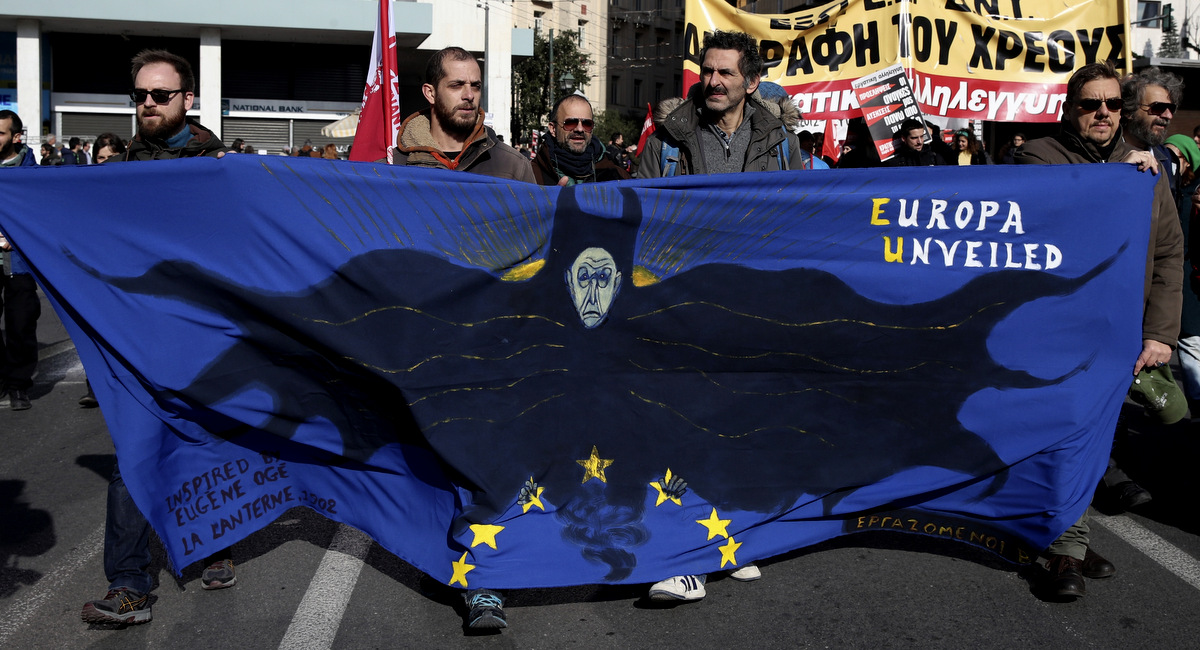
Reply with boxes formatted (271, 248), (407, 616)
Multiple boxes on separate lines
(392, 47), (533, 182)
(81, 49), (232, 627)
(111, 50), (228, 162)
(1122, 67), (1184, 199)
(532, 94), (630, 186)
(1017, 60), (1182, 602)
(391, 46), (530, 632)
(0, 110), (40, 413)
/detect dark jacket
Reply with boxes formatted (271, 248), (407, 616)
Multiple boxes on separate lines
(392, 108), (534, 183)
(606, 142), (630, 170)
(1178, 175), (1200, 336)
(117, 118), (229, 161)
(887, 144), (945, 167)
(1016, 126), (1184, 348)
(0, 144), (39, 275)
(532, 139), (631, 186)
(637, 94), (803, 177)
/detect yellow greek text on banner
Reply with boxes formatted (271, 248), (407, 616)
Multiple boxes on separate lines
(683, 0), (1128, 122)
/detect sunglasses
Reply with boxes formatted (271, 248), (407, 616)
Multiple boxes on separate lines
(560, 118), (595, 132)
(1141, 101), (1177, 115)
(1076, 97), (1122, 112)
(129, 88), (184, 104)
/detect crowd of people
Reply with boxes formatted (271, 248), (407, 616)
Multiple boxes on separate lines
(0, 26), (1197, 635)
(29, 134), (345, 162)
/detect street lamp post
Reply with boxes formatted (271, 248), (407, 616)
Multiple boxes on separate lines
(559, 72), (576, 95)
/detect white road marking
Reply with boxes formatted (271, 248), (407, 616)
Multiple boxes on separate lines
(0, 523), (105, 646)
(1093, 513), (1200, 591)
(38, 340), (76, 361)
(278, 525), (372, 649)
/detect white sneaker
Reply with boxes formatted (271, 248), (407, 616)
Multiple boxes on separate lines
(728, 562), (761, 581)
(648, 574), (706, 601)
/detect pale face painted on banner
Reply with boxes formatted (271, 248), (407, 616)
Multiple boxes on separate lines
(566, 247), (622, 328)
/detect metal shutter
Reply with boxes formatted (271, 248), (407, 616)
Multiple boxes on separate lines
(60, 113), (136, 143)
(221, 117), (292, 155)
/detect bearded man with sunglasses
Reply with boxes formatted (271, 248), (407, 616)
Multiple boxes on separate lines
(81, 49), (232, 627)
(392, 47), (533, 182)
(114, 51), (228, 162)
(1016, 60), (1183, 601)
(1121, 67), (1184, 200)
(532, 94), (630, 186)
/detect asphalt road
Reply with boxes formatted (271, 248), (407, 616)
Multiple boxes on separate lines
(1, 291), (1198, 649)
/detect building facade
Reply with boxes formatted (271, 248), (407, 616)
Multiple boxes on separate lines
(606, 0), (687, 121)
(0, 0), (542, 152)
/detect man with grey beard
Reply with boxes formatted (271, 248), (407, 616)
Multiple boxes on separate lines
(1122, 67), (1184, 199)
(1095, 66), (1188, 515)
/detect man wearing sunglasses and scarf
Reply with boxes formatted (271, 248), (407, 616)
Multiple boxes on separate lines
(532, 94), (630, 186)
(81, 49), (232, 627)
(1016, 60), (1183, 601)
(392, 47), (533, 182)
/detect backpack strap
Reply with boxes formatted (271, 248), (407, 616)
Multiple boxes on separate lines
(776, 129), (790, 170)
(660, 140), (680, 177)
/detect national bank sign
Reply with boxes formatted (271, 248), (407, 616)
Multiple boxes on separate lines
(221, 98), (355, 117)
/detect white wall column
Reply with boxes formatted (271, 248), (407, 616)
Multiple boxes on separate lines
(199, 27), (223, 139)
(15, 19), (42, 147)
(485, 2), (512, 143)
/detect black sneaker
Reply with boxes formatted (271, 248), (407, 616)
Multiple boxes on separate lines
(464, 588), (507, 629)
(79, 392), (98, 408)
(81, 588), (152, 624)
(9, 390), (30, 411)
(201, 558), (237, 590)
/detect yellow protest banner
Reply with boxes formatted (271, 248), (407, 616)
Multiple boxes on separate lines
(683, 0), (1128, 122)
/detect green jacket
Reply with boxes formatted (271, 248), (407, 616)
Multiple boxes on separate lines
(637, 95), (803, 178)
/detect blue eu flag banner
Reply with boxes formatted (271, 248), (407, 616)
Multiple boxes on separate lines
(0, 158), (1149, 588)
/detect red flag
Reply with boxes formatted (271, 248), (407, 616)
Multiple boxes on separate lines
(635, 102), (654, 157)
(350, 0), (400, 162)
(822, 128), (840, 164)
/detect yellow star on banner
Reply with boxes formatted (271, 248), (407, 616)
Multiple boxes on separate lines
(649, 468), (682, 507)
(576, 445), (613, 483)
(521, 484), (545, 513)
(719, 537), (743, 568)
(469, 524), (505, 550)
(449, 551), (475, 587)
(696, 508), (731, 540)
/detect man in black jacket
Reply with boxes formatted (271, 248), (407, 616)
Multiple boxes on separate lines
(81, 49), (232, 627)
(887, 118), (945, 167)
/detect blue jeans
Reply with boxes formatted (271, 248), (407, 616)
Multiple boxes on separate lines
(105, 462), (153, 594)
(1176, 335), (1200, 402)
